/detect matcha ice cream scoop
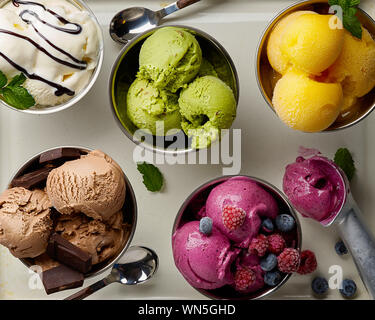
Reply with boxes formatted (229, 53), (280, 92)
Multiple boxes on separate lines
(138, 27), (202, 93)
(127, 78), (181, 135)
(179, 76), (236, 149)
(198, 59), (218, 78)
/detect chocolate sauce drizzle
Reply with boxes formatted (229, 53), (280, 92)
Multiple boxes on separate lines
(13, 0), (82, 34)
(0, 0), (90, 97)
(0, 52), (74, 96)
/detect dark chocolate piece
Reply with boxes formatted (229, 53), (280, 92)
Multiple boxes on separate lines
(11, 166), (53, 189)
(39, 148), (81, 164)
(47, 233), (92, 273)
(41, 265), (84, 295)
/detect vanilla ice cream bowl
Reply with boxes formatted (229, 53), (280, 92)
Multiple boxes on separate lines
(0, 0), (104, 115)
(256, 0), (375, 131)
(8, 146), (137, 279)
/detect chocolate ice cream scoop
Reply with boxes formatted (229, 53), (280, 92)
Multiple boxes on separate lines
(46, 150), (126, 221)
(55, 211), (125, 265)
(0, 187), (52, 258)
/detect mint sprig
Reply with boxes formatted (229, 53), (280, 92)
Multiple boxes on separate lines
(334, 148), (356, 181)
(329, 0), (362, 39)
(0, 72), (35, 110)
(137, 162), (164, 192)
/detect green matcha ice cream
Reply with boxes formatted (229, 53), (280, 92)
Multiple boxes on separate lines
(179, 76), (237, 149)
(138, 27), (202, 93)
(198, 59), (218, 78)
(127, 78), (181, 135)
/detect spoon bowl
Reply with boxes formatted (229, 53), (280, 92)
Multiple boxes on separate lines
(109, 0), (201, 45)
(111, 246), (159, 286)
(64, 246), (159, 300)
(110, 7), (159, 44)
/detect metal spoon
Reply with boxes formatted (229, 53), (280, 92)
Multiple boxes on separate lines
(64, 246), (159, 300)
(110, 0), (201, 44)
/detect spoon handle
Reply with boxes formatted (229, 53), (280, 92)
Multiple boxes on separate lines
(336, 195), (375, 299)
(64, 276), (113, 300)
(176, 0), (201, 9)
(157, 0), (201, 18)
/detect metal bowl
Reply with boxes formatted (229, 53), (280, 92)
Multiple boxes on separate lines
(109, 25), (239, 154)
(171, 175), (302, 300)
(8, 146), (137, 279)
(0, 0), (104, 115)
(256, 0), (375, 131)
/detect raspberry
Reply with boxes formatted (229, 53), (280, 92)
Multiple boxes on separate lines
(297, 250), (318, 275)
(222, 205), (246, 231)
(249, 234), (269, 257)
(268, 234), (286, 254)
(234, 268), (256, 291)
(277, 248), (300, 273)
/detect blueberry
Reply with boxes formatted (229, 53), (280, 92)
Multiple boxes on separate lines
(311, 277), (329, 295)
(340, 279), (357, 298)
(275, 214), (295, 232)
(199, 217), (213, 235)
(262, 218), (274, 233)
(335, 241), (348, 256)
(264, 270), (282, 286)
(260, 253), (278, 272)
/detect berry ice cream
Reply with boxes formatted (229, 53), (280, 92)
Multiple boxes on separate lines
(283, 156), (347, 225)
(234, 252), (264, 293)
(172, 221), (239, 290)
(205, 177), (279, 247)
(172, 176), (305, 298)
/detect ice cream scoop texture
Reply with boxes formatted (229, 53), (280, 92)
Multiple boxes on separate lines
(0, 187), (52, 258)
(46, 150), (126, 221)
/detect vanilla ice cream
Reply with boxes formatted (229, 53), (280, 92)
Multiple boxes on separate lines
(0, 0), (101, 107)
(0, 187), (53, 258)
(46, 150), (126, 221)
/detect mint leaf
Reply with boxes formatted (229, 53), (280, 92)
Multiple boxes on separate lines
(10, 86), (35, 109)
(8, 73), (26, 88)
(0, 72), (35, 110)
(350, 0), (360, 6)
(1, 86), (35, 110)
(334, 148), (356, 181)
(330, 0), (362, 39)
(343, 12), (363, 39)
(338, 0), (350, 10)
(328, 0), (339, 5)
(137, 162), (164, 192)
(0, 71), (6, 88)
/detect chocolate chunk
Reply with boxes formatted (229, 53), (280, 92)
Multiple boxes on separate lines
(11, 166), (53, 189)
(39, 148), (81, 164)
(41, 265), (84, 295)
(47, 233), (92, 273)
